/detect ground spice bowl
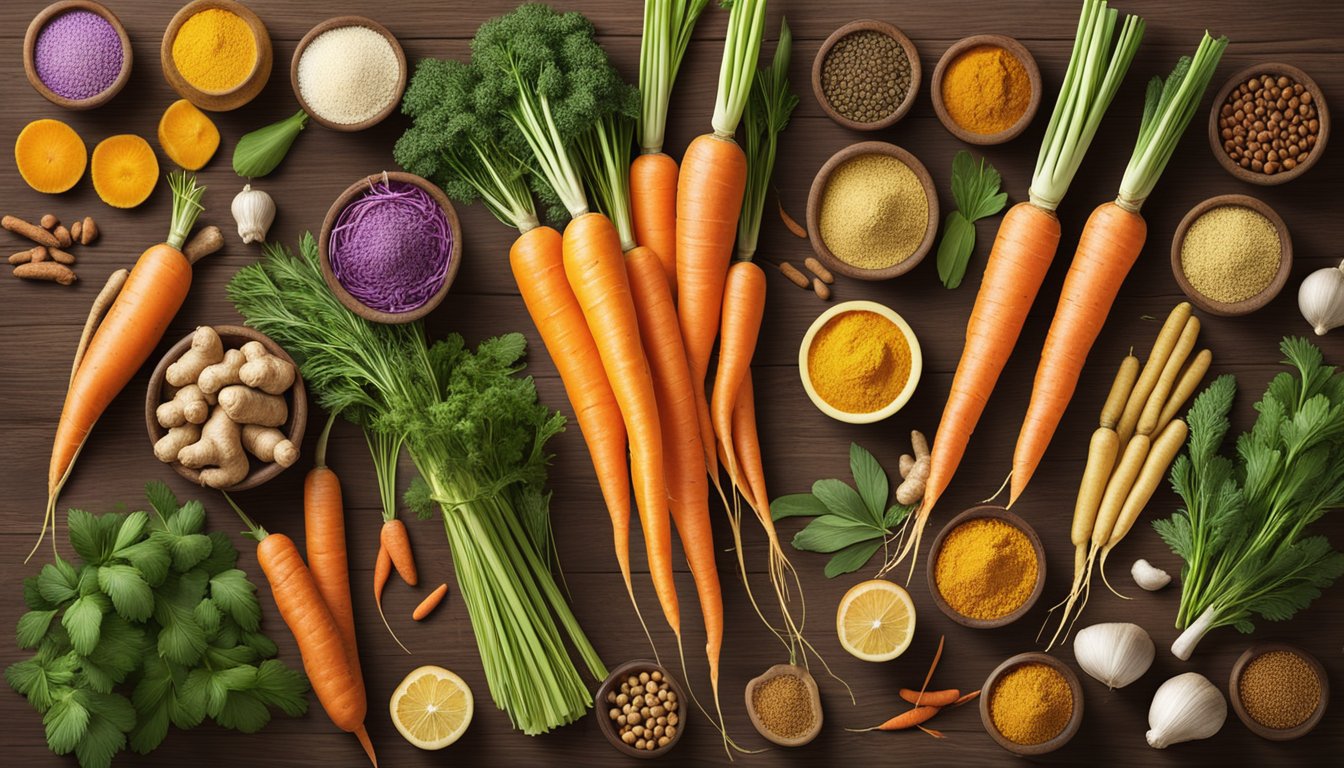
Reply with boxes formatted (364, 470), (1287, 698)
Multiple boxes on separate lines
(1208, 63), (1329, 186)
(24, 0), (132, 109)
(160, 0), (272, 111)
(1228, 642), (1329, 741)
(145, 326), (308, 493)
(745, 663), (823, 747)
(980, 652), (1084, 756)
(805, 141), (939, 280)
(291, 16), (408, 132)
(319, 171), (462, 324)
(1170, 193), (1293, 317)
(594, 660), (687, 758)
(811, 19), (921, 131)
(797, 300), (922, 424)
(931, 34), (1042, 145)
(926, 506), (1045, 629)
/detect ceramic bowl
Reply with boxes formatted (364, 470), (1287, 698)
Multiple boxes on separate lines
(926, 506), (1046, 629)
(160, 0), (272, 112)
(798, 300), (922, 424)
(805, 141), (939, 280)
(980, 652), (1084, 756)
(145, 326), (307, 492)
(745, 664), (823, 747)
(319, 171), (462, 324)
(1170, 193), (1293, 317)
(1208, 63), (1329, 186)
(1228, 642), (1329, 741)
(24, 0), (132, 109)
(594, 660), (687, 758)
(811, 20), (921, 131)
(931, 34), (1042, 145)
(291, 16), (408, 132)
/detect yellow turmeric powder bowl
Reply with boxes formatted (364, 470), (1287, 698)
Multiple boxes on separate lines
(927, 506), (1046, 629)
(161, 0), (272, 111)
(931, 35), (1042, 145)
(799, 301), (922, 423)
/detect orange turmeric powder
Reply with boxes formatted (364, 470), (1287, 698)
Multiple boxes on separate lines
(807, 310), (910, 414)
(941, 45), (1031, 135)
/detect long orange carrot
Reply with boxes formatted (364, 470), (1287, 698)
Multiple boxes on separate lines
(304, 414), (363, 687)
(876, 706), (941, 731)
(412, 583), (449, 621)
(710, 261), (765, 490)
(900, 688), (960, 707)
(631, 152), (679, 295)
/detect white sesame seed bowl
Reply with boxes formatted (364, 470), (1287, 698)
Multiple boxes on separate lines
(291, 16), (407, 132)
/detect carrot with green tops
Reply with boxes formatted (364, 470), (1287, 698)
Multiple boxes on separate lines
(304, 413), (364, 685)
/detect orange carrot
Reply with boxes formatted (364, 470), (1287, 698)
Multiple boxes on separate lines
(380, 518), (417, 587)
(710, 260), (765, 492)
(412, 583), (449, 621)
(876, 706), (941, 731)
(630, 152), (679, 297)
(374, 543), (391, 607)
(952, 690), (982, 707)
(304, 414), (363, 686)
(899, 688), (960, 707)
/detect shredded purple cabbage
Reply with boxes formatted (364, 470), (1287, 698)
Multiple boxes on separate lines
(329, 179), (452, 314)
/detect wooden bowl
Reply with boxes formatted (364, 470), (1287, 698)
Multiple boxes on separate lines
(811, 19), (921, 131)
(1208, 63), (1329, 186)
(161, 0), (272, 112)
(931, 34), (1042, 145)
(805, 141), (939, 280)
(145, 326), (307, 493)
(1170, 194), (1293, 316)
(594, 660), (687, 758)
(291, 16), (408, 132)
(745, 664), (823, 747)
(798, 300), (922, 424)
(319, 171), (461, 324)
(1228, 643), (1329, 741)
(24, 1), (132, 110)
(926, 506), (1046, 629)
(980, 652), (1084, 756)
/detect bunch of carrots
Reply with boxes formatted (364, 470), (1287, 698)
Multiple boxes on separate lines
(851, 637), (980, 739)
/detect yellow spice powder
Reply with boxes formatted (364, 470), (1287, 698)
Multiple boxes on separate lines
(1179, 205), (1281, 304)
(933, 518), (1037, 620)
(807, 310), (910, 414)
(172, 9), (257, 93)
(989, 662), (1073, 745)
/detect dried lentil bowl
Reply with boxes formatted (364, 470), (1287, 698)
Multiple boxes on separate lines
(811, 19), (921, 131)
(594, 660), (687, 758)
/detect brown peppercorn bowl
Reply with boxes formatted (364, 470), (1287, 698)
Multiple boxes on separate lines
(291, 16), (408, 132)
(980, 652), (1084, 756)
(805, 141), (939, 281)
(1228, 642), (1329, 741)
(1170, 193), (1293, 317)
(1208, 63), (1329, 186)
(160, 0), (273, 112)
(811, 19), (921, 131)
(594, 659), (687, 758)
(145, 325), (308, 493)
(24, 0), (133, 110)
(925, 506), (1046, 629)
(745, 663), (823, 747)
(931, 34), (1042, 145)
(319, 171), (462, 324)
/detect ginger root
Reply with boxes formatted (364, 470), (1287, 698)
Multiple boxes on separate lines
(157, 384), (210, 428)
(154, 423), (201, 463)
(177, 409), (249, 488)
(218, 384), (288, 427)
(895, 429), (930, 506)
(197, 348), (245, 395)
(239, 341), (295, 395)
(241, 424), (298, 467)
(167, 326), (224, 387)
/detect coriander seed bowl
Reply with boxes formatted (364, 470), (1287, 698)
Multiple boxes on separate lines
(798, 300), (922, 424)
(1170, 194), (1293, 317)
(160, 0), (272, 112)
(980, 652), (1084, 756)
(812, 19), (921, 131)
(1228, 643), (1328, 741)
(24, 0), (133, 110)
(745, 664), (822, 747)
(931, 34), (1042, 145)
(291, 16), (408, 132)
(595, 660), (687, 758)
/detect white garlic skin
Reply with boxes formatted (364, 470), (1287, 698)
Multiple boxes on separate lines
(1146, 672), (1226, 748)
(1131, 559), (1171, 591)
(1074, 622), (1154, 690)
(1297, 260), (1344, 336)
(232, 184), (276, 244)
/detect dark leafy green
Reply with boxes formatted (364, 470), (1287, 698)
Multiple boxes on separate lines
(935, 151), (1008, 289)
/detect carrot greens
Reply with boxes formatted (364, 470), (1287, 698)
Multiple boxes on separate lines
(638, 0), (710, 153)
(736, 18), (798, 261)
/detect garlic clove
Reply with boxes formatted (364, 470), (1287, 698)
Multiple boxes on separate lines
(1131, 559), (1171, 591)
(1146, 672), (1226, 749)
(1074, 622), (1154, 690)
(232, 184), (276, 245)
(1297, 259), (1344, 336)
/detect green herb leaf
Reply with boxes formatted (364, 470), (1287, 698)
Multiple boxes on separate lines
(251, 659), (309, 716)
(18, 609), (59, 649)
(209, 570), (261, 633)
(215, 688), (272, 733)
(144, 482), (178, 523)
(792, 516), (881, 554)
(937, 152), (1008, 290)
(111, 511), (149, 556)
(233, 110), (309, 179)
(38, 558), (80, 606)
(825, 539), (884, 578)
(770, 493), (830, 520)
(24, 576), (54, 611)
(118, 541), (170, 587)
(68, 510), (103, 564)
(44, 692), (91, 754)
(849, 443), (889, 523)
(935, 212), (977, 289)
(62, 595), (107, 656)
(241, 631), (278, 660)
(152, 529), (212, 574)
(811, 478), (873, 526)
(885, 504), (912, 529)
(197, 531), (238, 575)
(97, 565), (154, 623)
(75, 693), (134, 768)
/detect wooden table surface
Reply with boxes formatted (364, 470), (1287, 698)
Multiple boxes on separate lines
(2, 1), (1342, 765)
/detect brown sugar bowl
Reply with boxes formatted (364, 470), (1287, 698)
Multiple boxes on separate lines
(1170, 193), (1293, 317)
(980, 652), (1084, 756)
(161, 0), (273, 112)
(24, 0), (133, 110)
(745, 664), (823, 747)
(595, 660), (688, 758)
(812, 19), (921, 131)
(1208, 63), (1329, 186)
(931, 34), (1042, 145)
(926, 506), (1046, 629)
(1228, 642), (1329, 741)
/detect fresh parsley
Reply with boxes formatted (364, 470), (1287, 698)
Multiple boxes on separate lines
(771, 444), (911, 577)
(935, 151), (1009, 289)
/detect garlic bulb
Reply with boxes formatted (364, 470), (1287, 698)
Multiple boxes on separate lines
(1131, 559), (1171, 591)
(1298, 259), (1344, 335)
(1074, 622), (1154, 689)
(232, 184), (275, 244)
(1146, 672), (1226, 748)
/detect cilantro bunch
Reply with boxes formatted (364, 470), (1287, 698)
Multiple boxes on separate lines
(6, 483), (308, 767)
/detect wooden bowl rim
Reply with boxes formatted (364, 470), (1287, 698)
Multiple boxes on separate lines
(594, 659), (688, 758)
(1228, 642), (1329, 741)
(930, 34), (1042, 145)
(290, 15), (408, 132)
(744, 664), (823, 747)
(318, 171), (462, 324)
(925, 505), (1046, 629)
(145, 325), (308, 493)
(160, 0), (272, 112)
(1207, 62), (1329, 186)
(797, 300), (923, 423)
(1169, 193), (1293, 317)
(979, 652), (1085, 756)
(810, 19), (922, 131)
(805, 141), (940, 280)
(23, 0), (133, 110)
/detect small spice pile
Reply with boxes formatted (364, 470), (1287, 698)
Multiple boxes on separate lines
(751, 672), (814, 739)
(933, 517), (1037, 620)
(820, 30), (911, 124)
(819, 154), (929, 270)
(989, 662), (1073, 745)
(297, 25), (402, 125)
(33, 10), (124, 101)
(1238, 650), (1322, 730)
(5, 213), (99, 286)
(1179, 204), (1281, 304)
(605, 669), (679, 752)
(1217, 73), (1321, 176)
(941, 45), (1032, 135)
(807, 310), (911, 414)
(172, 8), (258, 93)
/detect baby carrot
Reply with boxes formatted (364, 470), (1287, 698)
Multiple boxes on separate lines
(412, 583), (449, 621)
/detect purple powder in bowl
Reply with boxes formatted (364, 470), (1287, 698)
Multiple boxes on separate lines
(329, 180), (453, 314)
(34, 10), (124, 101)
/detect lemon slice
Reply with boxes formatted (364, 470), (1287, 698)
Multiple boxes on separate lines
(836, 579), (916, 662)
(390, 665), (474, 749)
